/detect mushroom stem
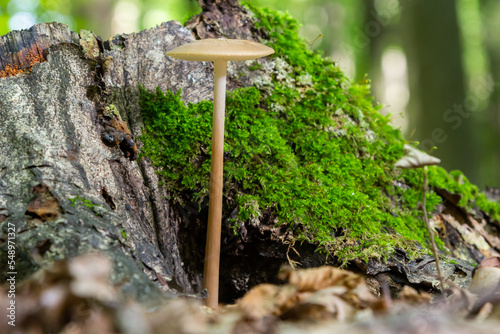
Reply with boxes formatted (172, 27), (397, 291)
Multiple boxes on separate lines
(203, 60), (228, 309)
(422, 166), (445, 294)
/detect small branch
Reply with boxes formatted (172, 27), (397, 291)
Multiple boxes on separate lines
(422, 166), (446, 294)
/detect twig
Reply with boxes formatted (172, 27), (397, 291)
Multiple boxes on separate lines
(422, 166), (446, 294)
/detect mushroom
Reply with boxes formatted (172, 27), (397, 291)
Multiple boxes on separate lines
(166, 38), (274, 308)
(394, 144), (441, 169)
(395, 144), (445, 293)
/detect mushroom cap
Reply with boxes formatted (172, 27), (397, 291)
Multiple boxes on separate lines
(395, 144), (441, 169)
(166, 38), (275, 62)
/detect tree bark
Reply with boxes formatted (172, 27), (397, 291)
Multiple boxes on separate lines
(0, 1), (275, 303)
(0, 20), (212, 303)
(401, 0), (478, 182)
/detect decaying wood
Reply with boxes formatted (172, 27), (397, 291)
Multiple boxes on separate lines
(0, 0), (500, 308)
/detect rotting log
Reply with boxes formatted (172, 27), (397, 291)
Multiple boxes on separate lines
(0, 0), (500, 306)
(0, 21), (211, 303)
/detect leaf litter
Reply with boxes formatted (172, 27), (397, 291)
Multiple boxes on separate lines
(3, 253), (500, 333)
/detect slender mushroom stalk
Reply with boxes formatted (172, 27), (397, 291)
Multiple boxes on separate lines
(166, 39), (274, 309)
(395, 144), (444, 293)
(203, 59), (227, 308)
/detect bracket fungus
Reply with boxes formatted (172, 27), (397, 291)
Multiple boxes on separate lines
(166, 38), (274, 309)
(395, 144), (445, 292)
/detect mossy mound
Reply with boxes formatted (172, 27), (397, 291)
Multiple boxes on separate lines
(138, 5), (500, 263)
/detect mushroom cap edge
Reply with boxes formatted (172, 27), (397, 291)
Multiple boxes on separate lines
(166, 38), (275, 62)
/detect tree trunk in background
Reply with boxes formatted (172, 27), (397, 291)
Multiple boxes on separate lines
(480, 0), (500, 188)
(401, 0), (478, 183)
(3, 0), (500, 308)
(357, 0), (394, 108)
(72, 0), (114, 39)
(356, 0), (379, 83)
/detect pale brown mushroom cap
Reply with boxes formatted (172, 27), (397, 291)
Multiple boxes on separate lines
(395, 144), (441, 169)
(166, 38), (275, 61)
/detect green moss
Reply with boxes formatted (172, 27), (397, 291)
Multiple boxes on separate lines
(181, 7), (202, 25)
(138, 5), (500, 263)
(121, 228), (128, 240)
(248, 62), (263, 71)
(69, 195), (103, 216)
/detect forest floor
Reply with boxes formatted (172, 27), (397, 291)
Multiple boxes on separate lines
(3, 253), (500, 334)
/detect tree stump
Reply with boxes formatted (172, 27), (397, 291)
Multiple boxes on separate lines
(1, 0), (499, 306)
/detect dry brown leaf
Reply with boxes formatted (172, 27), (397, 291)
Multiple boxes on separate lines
(148, 299), (207, 334)
(280, 287), (355, 322)
(278, 265), (379, 311)
(236, 283), (297, 319)
(397, 286), (432, 305)
(278, 265), (365, 292)
(68, 253), (116, 302)
(234, 265), (381, 325)
(61, 309), (118, 334)
(479, 257), (500, 269)
(0, 253), (145, 334)
(345, 285), (379, 309)
(237, 284), (282, 319)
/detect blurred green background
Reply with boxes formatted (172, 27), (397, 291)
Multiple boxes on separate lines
(1, 0), (499, 189)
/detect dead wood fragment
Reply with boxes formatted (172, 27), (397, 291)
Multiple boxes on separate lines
(25, 184), (63, 222)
